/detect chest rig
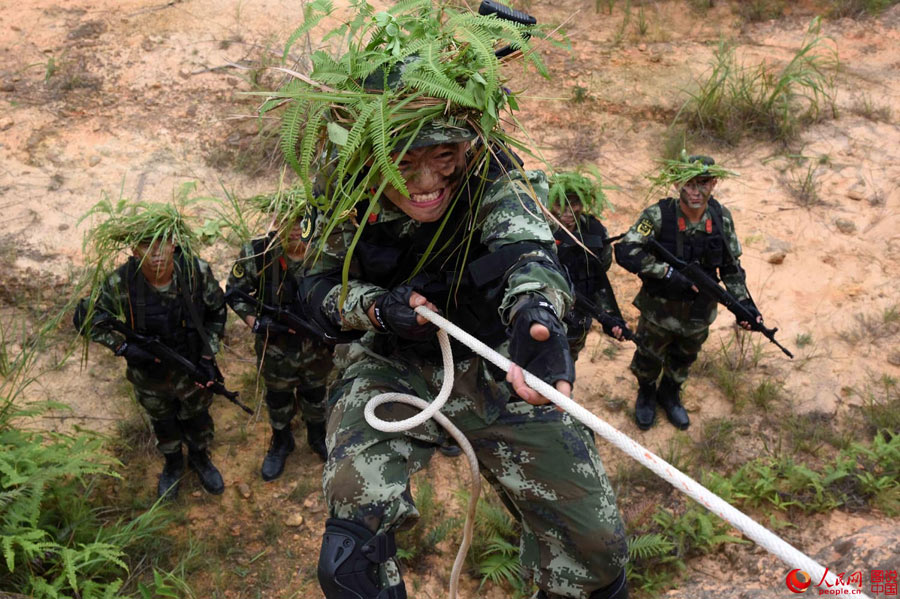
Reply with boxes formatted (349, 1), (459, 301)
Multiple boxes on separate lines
(554, 215), (610, 300)
(251, 233), (298, 307)
(642, 197), (731, 302)
(122, 250), (207, 361)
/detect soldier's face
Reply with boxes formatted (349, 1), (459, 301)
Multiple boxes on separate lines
(382, 142), (469, 222)
(133, 240), (175, 280)
(678, 176), (717, 211)
(553, 200), (583, 231)
(283, 222), (307, 256)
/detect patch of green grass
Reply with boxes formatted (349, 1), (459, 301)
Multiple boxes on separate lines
(796, 332), (813, 348)
(853, 374), (900, 437)
(850, 93), (893, 122)
(695, 418), (737, 468)
(840, 304), (900, 345)
(675, 18), (837, 145)
(735, 0), (786, 22)
(828, 0), (900, 17)
(785, 157), (822, 207)
(571, 85), (590, 104)
(397, 480), (461, 570)
(749, 378), (783, 410)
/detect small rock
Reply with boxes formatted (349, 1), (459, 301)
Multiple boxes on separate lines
(0, 82), (14, 92)
(0, 118), (13, 130)
(237, 482), (251, 499)
(286, 513), (305, 527)
(767, 251), (786, 265)
(888, 351), (900, 366)
(847, 186), (866, 201)
(88, 155), (101, 167)
(185, 104), (197, 117)
(191, 490), (202, 498)
(303, 494), (324, 513)
(58, 223), (69, 231)
(179, 67), (192, 79)
(638, 43), (647, 52)
(834, 218), (856, 234)
(230, 524), (241, 536)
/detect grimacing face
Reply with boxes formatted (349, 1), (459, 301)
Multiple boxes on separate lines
(133, 239), (175, 281)
(551, 197), (584, 232)
(677, 176), (717, 212)
(382, 142), (470, 223)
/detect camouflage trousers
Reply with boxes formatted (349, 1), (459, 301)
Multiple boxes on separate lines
(629, 315), (709, 386)
(127, 365), (214, 455)
(255, 335), (333, 430)
(324, 344), (628, 598)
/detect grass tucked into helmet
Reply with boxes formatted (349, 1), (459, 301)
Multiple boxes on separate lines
(260, 0), (556, 299)
(648, 149), (738, 193)
(243, 183), (309, 234)
(548, 167), (612, 217)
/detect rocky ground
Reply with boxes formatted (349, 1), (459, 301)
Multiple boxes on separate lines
(1, 0), (898, 597)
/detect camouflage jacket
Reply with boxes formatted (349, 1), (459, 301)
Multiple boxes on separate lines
(301, 168), (573, 348)
(225, 235), (305, 320)
(78, 255), (227, 355)
(615, 197), (749, 332)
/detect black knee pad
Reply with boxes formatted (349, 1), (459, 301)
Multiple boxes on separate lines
(266, 389), (295, 410)
(590, 569), (628, 599)
(317, 518), (406, 599)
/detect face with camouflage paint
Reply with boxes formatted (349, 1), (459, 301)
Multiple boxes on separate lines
(133, 239), (175, 285)
(677, 176), (717, 215)
(382, 142), (470, 223)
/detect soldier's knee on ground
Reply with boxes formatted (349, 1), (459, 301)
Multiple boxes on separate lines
(318, 518), (407, 599)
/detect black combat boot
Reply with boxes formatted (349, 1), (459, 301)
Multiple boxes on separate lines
(187, 449), (225, 494)
(657, 375), (690, 430)
(261, 426), (296, 481)
(157, 449), (184, 501)
(306, 421), (327, 462)
(634, 380), (657, 430)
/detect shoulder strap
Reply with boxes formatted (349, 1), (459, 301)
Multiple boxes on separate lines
(657, 198), (684, 258)
(706, 198), (736, 263)
(176, 252), (214, 358)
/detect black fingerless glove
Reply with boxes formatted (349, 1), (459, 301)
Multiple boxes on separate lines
(197, 357), (220, 384)
(508, 296), (575, 386)
(371, 285), (437, 341)
(737, 298), (762, 326)
(664, 266), (697, 297)
(115, 342), (157, 367)
(251, 315), (292, 336)
(600, 314), (628, 339)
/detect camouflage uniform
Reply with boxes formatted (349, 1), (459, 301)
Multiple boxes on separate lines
(615, 197), (750, 386)
(554, 214), (620, 360)
(303, 164), (627, 599)
(225, 236), (334, 431)
(76, 253), (227, 455)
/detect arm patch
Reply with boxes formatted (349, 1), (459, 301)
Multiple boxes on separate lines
(637, 219), (654, 236)
(231, 263), (245, 279)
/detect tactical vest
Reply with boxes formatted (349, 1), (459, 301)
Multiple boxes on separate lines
(121, 250), (207, 362)
(555, 215), (610, 301)
(640, 198), (731, 301)
(251, 233), (298, 307)
(353, 148), (556, 359)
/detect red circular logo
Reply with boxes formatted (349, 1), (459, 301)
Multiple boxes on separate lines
(786, 569), (812, 593)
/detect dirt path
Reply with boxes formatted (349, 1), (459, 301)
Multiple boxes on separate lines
(1, 1), (898, 597)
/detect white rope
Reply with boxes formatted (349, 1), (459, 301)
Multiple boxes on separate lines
(364, 306), (869, 599)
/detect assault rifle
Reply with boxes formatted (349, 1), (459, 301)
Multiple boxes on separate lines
(574, 290), (634, 342)
(479, 0), (537, 58)
(93, 313), (253, 414)
(224, 287), (362, 345)
(646, 238), (794, 359)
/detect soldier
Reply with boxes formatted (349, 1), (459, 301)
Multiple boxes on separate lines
(547, 170), (627, 361)
(274, 4), (629, 598)
(74, 200), (227, 500)
(614, 153), (762, 431)
(225, 191), (333, 480)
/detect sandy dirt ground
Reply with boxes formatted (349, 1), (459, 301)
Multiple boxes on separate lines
(1, 0), (898, 597)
